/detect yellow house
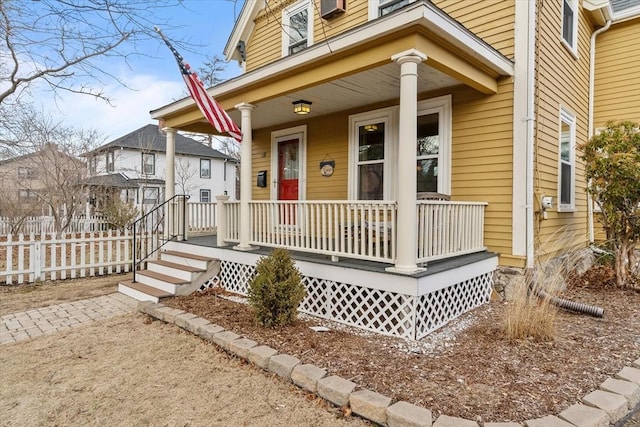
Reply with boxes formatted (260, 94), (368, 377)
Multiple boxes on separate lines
(120, 0), (639, 339)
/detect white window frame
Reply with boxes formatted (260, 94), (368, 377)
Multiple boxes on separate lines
(282, 0), (313, 57)
(200, 158), (211, 179)
(417, 95), (452, 195)
(558, 107), (576, 211)
(142, 152), (155, 176)
(200, 189), (211, 203)
(368, 0), (414, 20)
(561, 0), (578, 57)
(106, 151), (115, 173)
(348, 107), (397, 200)
(142, 186), (160, 205)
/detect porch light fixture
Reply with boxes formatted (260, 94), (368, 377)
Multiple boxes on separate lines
(363, 124), (378, 132)
(292, 100), (312, 115)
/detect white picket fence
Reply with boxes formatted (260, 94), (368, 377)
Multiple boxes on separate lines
(0, 215), (110, 235)
(0, 230), (158, 285)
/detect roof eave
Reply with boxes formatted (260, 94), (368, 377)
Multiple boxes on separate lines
(151, 1), (514, 120)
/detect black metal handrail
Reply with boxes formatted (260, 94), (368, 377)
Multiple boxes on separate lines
(131, 194), (189, 282)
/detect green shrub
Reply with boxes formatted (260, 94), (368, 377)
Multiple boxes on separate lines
(248, 248), (306, 327)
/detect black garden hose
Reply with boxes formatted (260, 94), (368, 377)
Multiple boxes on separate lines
(534, 287), (604, 318)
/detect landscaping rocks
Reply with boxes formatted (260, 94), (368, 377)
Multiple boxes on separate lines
(616, 367), (640, 385)
(211, 330), (241, 351)
(247, 345), (278, 370)
(349, 389), (392, 425)
(291, 364), (327, 393)
(228, 338), (258, 359)
(268, 354), (300, 380)
(582, 389), (628, 422)
(196, 323), (225, 340)
(386, 401), (432, 427)
(558, 403), (609, 427)
(432, 414), (477, 427)
(524, 415), (574, 427)
(599, 377), (640, 408)
(317, 375), (356, 407)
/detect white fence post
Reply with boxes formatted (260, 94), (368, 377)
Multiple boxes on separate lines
(216, 195), (229, 246)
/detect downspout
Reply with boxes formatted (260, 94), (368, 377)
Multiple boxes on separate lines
(587, 19), (612, 242)
(525, 0), (537, 269)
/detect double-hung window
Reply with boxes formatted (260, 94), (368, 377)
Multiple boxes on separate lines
(561, 0), (578, 55)
(142, 153), (155, 175)
(378, 0), (411, 16)
(200, 189), (211, 203)
(558, 107), (576, 211)
(142, 186), (159, 204)
(283, 1), (312, 56)
(106, 151), (114, 173)
(200, 159), (211, 179)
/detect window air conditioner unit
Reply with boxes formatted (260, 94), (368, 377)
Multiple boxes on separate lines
(321, 0), (346, 19)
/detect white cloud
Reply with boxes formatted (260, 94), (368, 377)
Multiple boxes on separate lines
(36, 73), (185, 141)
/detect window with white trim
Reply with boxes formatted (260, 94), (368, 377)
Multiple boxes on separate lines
(558, 107), (576, 210)
(142, 186), (159, 204)
(282, 1), (313, 56)
(106, 151), (114, 173)
(200, 189), (211, 203)
(349, 108), (395, 200)
(200, 158), (211, 179)
(142, 152), (155, 175)
(378, 0), (412, 16)
(561, 0), (578, 53)
(417, 95), (452, 195)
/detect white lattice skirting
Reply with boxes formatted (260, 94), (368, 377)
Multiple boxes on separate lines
(208, 257), (495, 340)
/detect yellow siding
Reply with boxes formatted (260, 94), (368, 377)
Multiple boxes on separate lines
(532, 0), (594, 262)
(593, 18), (640, 127)
(450, 80), (514, 261)
(245, 0), (514, 72)
(433, 0), (515, 59)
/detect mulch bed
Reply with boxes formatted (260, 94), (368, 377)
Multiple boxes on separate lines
(163, 266), (640, 423)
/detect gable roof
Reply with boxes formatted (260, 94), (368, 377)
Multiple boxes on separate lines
(0, 144), (82, 167)
(85, 124), (237, 161)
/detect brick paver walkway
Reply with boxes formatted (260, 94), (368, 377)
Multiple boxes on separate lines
(0, 293), (137, 345)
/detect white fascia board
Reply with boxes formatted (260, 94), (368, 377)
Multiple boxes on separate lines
(224, 0), (263, 62)
(151, 1), (514, 120)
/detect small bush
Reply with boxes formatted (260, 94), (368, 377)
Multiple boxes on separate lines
(248, 248), (306, 327)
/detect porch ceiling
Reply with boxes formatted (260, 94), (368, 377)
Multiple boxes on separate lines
(229, 63), (459, 131)
(175, 62), (460, 134)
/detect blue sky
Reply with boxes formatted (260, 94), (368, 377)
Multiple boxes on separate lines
(36, 0), (245, 142)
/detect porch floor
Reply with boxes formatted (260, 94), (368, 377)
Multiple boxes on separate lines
(181, 235), (496, 279)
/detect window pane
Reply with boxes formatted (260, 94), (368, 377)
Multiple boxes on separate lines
(143, 153), (154, 175)
(200, 159), (210, 178)
(561, 162), (572, 204)
(417, 159), (438, 192)
(358, 163), (383, 200)
(417, 113), (439, 156)
(562, 0), (573, 44)
(379, 0), (410, 16)
(288, 9), (307, 54)
(358, 123), (385, 161)
(560, 122), (571, 161)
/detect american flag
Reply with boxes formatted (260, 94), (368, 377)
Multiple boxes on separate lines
(156, 28), (242, 142)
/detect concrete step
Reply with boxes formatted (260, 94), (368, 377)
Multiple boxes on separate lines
(118, 280), (172, 303)
(161, 250), (215, 270)
(147, 259), (204, 282)
(135, 270), (188, 294)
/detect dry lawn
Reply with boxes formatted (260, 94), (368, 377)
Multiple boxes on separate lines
(0, 276), (368, 426)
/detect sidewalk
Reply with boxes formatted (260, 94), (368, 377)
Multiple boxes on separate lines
(0, 293), (137, 344)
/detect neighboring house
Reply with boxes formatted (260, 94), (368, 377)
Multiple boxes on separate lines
(122, 0), (639, 339)
(83, 124), (238, 213)
(0, 144), (85, 228)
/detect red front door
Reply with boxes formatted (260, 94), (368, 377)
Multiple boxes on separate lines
(277, 139), (299, 225)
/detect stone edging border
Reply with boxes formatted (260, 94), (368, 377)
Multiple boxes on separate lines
(138, 301), (640, 427)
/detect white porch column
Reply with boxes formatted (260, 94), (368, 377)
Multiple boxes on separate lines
(163, 127), (177, 235)
(234, 103), (257, 251)
(387, 49), (427, 275)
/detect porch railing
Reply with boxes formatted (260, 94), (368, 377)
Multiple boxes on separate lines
(416, 200), (487, 264)
(131, 194), (189, 282)
(220, 199), (486, 265)
(245, 201), (397, 262)
(187, 202), (216, 234)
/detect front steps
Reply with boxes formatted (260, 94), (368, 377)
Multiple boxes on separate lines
(119, 250), (220, 303)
